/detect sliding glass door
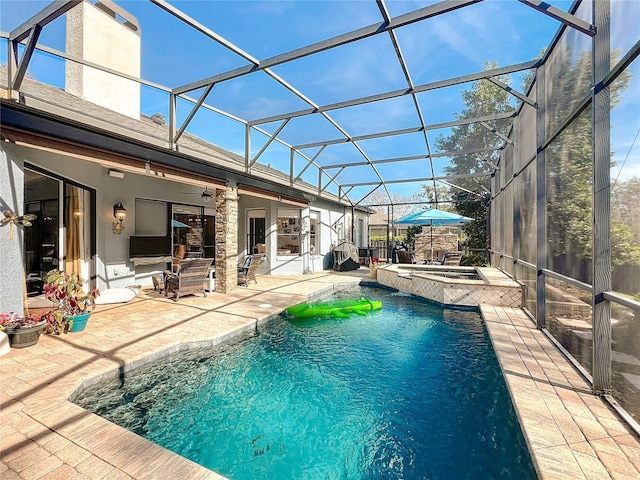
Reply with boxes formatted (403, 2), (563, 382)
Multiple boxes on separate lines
(24, 167), (94, 295)
(171, 204), (215, 260)
(24, 170), (60, 295)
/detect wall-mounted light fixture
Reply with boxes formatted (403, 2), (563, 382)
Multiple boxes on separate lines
(112, 202), (127, 234)
(201, 187), (213, 203)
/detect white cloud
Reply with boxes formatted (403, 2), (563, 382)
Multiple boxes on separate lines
(612, 162), (640, 183)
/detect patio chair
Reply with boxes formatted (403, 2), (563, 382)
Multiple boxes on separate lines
(397, 250), (416, 264)
(238, 254), (264, 286)
(172, 244), (187, 272)
(164, 258), (213, 301)
(432, 252), (463, 266)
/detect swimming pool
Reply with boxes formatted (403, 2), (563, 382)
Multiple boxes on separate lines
(75, 286), (536, 479)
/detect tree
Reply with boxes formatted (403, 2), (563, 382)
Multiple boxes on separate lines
(364, 190), (421, 220)
(611, 222), (640, 267)
(611, 177), (640, 270)
(456, 192), (490, 250)
(520, 48), (546, 94)
(433, 61), (514, 249)
(433, 49), (632, 268)
(545, 48), (631, 279)
(612, 176), (640, 240)
(419, 184), (453, 210)
(403, 225), (423, 250)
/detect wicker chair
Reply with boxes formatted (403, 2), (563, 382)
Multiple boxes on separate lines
(397, 250), (415, 264)
(432, 252), (463, 266)
(238, 254), (264, 286)
(165, 258), (213, 301)
(172, 244), (187, 273)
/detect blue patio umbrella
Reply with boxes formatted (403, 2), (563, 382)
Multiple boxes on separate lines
(172, 219), (191, 228)
(396, 208), (472, 261)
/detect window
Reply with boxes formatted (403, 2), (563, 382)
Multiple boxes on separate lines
(309, 210), (319, 254)
(172, 205), (215, 259)
(277, 208), (300, 255)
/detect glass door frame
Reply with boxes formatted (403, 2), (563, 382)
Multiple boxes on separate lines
(25, 164), (97, 289)
(170, 203), (216, 260)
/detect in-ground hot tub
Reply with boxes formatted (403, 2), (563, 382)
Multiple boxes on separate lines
(376, 264), (522, 308)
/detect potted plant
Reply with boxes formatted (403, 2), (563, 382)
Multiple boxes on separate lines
(0, 312), (47, 348)
(43, 270), (100, 333)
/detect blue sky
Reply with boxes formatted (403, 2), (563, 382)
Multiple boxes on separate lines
(1, 0), (638, 203)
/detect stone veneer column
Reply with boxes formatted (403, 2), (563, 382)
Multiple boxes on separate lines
(215, 186), (238, 293)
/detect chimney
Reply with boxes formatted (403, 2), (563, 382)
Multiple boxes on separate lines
(66, 0), (141, 119)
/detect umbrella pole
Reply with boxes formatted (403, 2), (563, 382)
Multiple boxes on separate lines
(430, 222), (434, 263)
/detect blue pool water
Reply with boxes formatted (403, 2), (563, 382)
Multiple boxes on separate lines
(75, 287), (537, 479)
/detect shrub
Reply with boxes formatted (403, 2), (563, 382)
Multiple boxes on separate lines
(460, 254), (488, 267)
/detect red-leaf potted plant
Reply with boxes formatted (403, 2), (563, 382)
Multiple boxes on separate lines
(43, 270), (100, 333)
(0, 312), (47, 348)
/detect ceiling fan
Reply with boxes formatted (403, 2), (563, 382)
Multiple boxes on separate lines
(180, 186), (214, 203)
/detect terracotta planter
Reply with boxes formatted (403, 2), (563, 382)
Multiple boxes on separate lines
(4, 320), (46, 348)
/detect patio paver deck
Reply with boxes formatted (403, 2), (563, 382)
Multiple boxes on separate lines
(481, 305), (640, 480)
(1, 270), (638, 479)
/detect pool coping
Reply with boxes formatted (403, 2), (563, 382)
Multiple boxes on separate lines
(481, 305), (640, 479)
(1, 271), (638, 479)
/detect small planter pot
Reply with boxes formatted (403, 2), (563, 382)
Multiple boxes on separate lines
(0, 331), (11, 355)
(4, 320), (46, 348)
(67, 312), (92, 332)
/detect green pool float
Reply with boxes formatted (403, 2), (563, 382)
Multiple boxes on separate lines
(286, 297), (383, 319)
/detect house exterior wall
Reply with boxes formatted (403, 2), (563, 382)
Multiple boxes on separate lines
(340, 208), (370, 248)
(0, 148), (24, 314)
(2, 137), (356, 310)
(3, 142), (220, 293)
(237, 196), (351, 276)
(66, 1), (141, 120)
